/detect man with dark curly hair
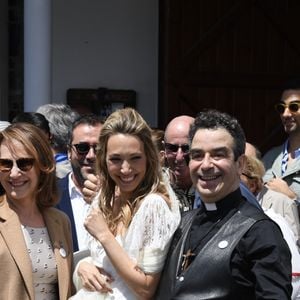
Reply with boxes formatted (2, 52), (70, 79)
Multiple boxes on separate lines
(156, 109), (292, 299)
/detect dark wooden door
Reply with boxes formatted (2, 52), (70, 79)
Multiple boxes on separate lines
(159, 0), (300, 154)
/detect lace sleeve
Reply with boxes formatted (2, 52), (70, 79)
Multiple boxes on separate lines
(125, 193), (181, 274)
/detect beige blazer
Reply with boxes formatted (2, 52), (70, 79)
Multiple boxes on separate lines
(0, 195), (74, 300)
(258, 186), (300, 241)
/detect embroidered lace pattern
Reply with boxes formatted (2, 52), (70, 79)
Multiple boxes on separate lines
(72, 191), (180, 300)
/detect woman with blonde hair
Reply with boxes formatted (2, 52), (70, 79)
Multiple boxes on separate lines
(240, 155), (265, 195)
(71, 108), (180, 299)
(241, 154), (300, 299)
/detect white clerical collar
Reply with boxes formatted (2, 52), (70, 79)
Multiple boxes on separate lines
(204, 202), (217, 211)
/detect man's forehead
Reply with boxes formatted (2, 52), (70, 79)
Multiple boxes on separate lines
(165, 133), (189, 143)
(191, 128), (234, 147)
(165, 127), (189, 143)
(281, 89), (300, 102)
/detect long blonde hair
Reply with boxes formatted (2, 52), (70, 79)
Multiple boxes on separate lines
(96, 108), (170, 234)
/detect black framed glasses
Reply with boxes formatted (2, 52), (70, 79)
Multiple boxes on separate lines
(71, 142), (98, 155)
(164, 143), (190, 154)
(0, 158), (35, 172)
(242, 172), (256, 180)
(274, 101), (300, 114)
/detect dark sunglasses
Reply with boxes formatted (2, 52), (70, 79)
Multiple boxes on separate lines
(274, 101), (300, 114)
(0, 158), (35, 172)
(71, 143), (98, 155)
(164, 143), (190, 154)
(241, 172), (255, 180)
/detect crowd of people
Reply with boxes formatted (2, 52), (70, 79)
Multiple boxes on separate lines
(0, 79), (300, 299)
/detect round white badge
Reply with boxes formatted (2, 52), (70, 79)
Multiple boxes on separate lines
(218, 240), (229, 249)
(59, 247), (67, 258)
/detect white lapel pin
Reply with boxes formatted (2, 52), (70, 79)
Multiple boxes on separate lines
(218, 240), (229, 249)
(59, 247), (67, 258)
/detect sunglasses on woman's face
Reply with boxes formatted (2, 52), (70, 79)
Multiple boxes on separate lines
(274, 101), (300, 114)
(0, 158), (35, 172)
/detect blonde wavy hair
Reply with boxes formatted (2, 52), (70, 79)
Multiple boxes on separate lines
(241, 155), (265, 194)
(96, 108), (171, 234)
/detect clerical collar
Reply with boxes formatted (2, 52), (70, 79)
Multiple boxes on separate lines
(204, 202), (217, 211)
(201, 188), (242, 214)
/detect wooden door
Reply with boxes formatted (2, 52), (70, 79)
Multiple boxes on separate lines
(159, 0), (300, 154)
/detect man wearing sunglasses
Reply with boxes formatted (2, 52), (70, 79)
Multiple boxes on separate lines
(164, 115), (261, 213)
(57, 114), (103, 252)
(156, 109), (292, 299)
(164, 115), (196, 212)
(263, 79), (300, 211)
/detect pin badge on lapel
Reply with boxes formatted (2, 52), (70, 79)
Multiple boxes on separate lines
(218, 240), (229, 249)
(59, 241), (67, 257)
(60, 247), (67, 258)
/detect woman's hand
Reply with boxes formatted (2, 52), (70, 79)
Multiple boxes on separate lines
(77, 261), (113, 293)
(84, 207), (112, 242)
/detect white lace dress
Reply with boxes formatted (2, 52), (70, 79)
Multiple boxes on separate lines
(70, 192), (180, 300)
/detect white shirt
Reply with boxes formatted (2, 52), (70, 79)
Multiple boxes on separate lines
(68, 173), (91, 250)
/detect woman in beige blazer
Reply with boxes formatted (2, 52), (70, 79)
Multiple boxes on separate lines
(0, 123), (74, 300)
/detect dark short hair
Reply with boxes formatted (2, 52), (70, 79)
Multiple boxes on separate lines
(12, 112), (50, 136)
(282, 77), (300, 91)
(69, 114), (104, 144)
(189, 109), (246, 160)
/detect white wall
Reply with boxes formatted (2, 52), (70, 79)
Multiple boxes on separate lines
(52, 0), (158, 126)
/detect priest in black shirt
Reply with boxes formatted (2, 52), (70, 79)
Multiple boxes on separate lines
(156, 109), (292, 299)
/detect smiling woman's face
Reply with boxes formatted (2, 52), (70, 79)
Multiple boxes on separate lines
(0, 140), (39, 203)
(106, 133), (147, 198)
